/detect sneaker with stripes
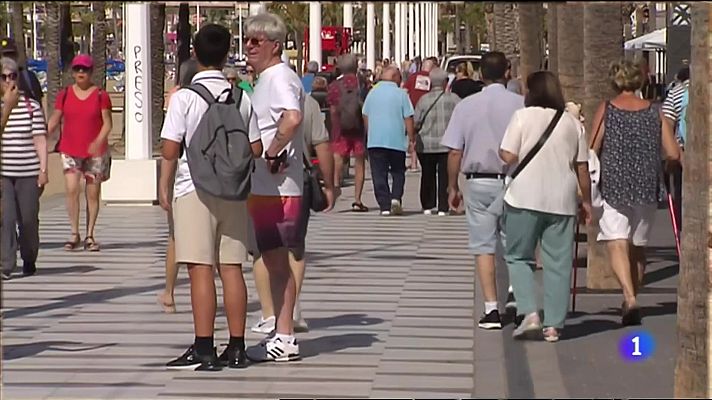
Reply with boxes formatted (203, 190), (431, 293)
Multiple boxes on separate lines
(246, 335), (301, 363)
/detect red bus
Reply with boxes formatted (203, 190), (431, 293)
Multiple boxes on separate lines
(303, 26), (352, 72)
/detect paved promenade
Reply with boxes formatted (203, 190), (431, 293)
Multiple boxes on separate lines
(2, 172), (677, 399)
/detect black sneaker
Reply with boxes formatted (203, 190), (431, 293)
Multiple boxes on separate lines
(22, 263), (36, 277)
(505, 292), (517, 312)
(218, 345), (249, 369)
(166, 345), (222, 371)
(478, 310), (502, 330)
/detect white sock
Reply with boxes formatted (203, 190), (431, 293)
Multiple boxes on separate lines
(484, 302), (499, 314)
(275, 333), (295, 343)
(508, 285), (514, 294)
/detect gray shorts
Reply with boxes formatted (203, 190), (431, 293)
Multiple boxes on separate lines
(463, 178), (506, 255)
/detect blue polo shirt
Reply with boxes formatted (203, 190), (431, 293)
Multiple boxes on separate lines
(362, 81), (414, 152)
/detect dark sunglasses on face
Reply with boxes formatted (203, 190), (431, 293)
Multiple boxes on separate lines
(0, 72), (17, 81)
(72, 66), (91, 73)
(244, 37), (271, 47)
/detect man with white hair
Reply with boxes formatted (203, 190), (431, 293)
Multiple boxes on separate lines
(301, 60), (319, 93)
(243, 11), (306, 363)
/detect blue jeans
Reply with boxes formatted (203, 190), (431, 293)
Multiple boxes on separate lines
(368, 147), (406, 211)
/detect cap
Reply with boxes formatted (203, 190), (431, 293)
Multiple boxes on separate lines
(0, 37), (18, 55)
(71, 54), (94, 69)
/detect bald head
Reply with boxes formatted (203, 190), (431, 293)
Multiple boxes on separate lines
(422, 59), (435, 72)
(381, 66), (401, 82)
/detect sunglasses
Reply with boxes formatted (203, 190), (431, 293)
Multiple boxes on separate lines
(244, 37), (271, 47)
(72, 66), (91, 73)
(0, 72), (17, 81)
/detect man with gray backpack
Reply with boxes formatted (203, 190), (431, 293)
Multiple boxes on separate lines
(160, 24), (263, 372)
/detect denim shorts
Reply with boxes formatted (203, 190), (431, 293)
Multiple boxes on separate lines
(463, 178), (506, 255)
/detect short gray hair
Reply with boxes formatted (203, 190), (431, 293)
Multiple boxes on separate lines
(244, 13), (288, 44)
(429, 68), (448, 87)
(223, 67), (238, 79)
(1, 57), (18, 74)
(306, 61), (319, 73)
(337, 53), (358, 74)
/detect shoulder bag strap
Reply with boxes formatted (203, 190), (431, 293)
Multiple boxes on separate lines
(418, 91), (445, 129)
(510, 109), (564, 181)
(590, 101), (609, 154)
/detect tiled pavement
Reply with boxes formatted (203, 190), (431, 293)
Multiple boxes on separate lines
(1, 171), (677, 399)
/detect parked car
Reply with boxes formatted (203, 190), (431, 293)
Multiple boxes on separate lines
(441, 54), (482, 87)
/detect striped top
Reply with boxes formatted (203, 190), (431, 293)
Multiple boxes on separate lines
(662, 80), (688, 124)
(1, 95), (47, 177)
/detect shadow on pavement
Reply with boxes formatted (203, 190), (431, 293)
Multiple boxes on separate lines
(22, 265), (100, 276)
(300, 333), (381, 358)
(563, 301), (677, 340)
(40, 240), (166, 251)
(305, 313), (385, 330)
(3, 341), (116, 361)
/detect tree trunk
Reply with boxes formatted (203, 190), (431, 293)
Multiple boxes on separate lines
(176, 3), (191, 85)
(546, 3), (558, 73)
(494, 2), (518, 62)
(59, 2), (75, 87)
(674, 4), (710, 397)
(91, 2), (107, 89)
(556, 2), (584, 103)
(46, 2), (62, 115)
(150, 3), (166, 153)
(582, 3), (623, 290)
(484, 3), (493, 52)
(10, 2), (26, 67)
(518, 2), (543, 88)
(456, 4), (464, 54)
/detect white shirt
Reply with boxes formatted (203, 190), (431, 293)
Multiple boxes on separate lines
(500, 107), (588, 216)
(161, 70), (261, 199)
(250, 62), (305, 197)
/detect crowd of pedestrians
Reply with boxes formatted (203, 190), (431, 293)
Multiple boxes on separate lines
(0, 10), (686, 371)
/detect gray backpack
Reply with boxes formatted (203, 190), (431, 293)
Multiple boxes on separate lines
(182, 83), (253, 200)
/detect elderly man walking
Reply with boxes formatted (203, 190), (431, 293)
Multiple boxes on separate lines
(441, 52), (524, 329)
(363, 66), (415, 216)
(302, 60), (319, 93)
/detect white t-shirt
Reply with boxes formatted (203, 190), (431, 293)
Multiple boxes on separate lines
(250, 62), (305, 197)
(500, 107), (588, 216)
(161, 70), (261, 199)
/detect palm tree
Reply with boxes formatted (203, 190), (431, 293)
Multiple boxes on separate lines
(10, 2), (27, 66)
(546, 3), (558, 73)
(268, 3), (307, 71)
(45, 2), (62, 115)
(581, 3), (623, 290)
(91, 2), (107, 89)
(518, 2), (543, 86)
(150, 3), (165, 153)
(674, 4), (710, 397)
(59, 2), (75, 87)
(556, 3), (583, 104)
(493, 3), (518, 70)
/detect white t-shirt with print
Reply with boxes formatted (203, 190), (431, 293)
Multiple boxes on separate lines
(250, 62), (305, 197)
(161, 70), (261, 199)
(500, 107), (588, 216)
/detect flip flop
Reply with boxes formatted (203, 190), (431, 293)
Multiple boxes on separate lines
(352, 202), (369, 212)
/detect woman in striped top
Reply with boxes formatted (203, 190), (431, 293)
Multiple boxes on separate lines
(1, 57), (48, 280)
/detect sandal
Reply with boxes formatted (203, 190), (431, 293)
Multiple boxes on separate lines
(352, 202), (369, 212)
(84, 236), (100, 252)
(64, 233), (81, 251)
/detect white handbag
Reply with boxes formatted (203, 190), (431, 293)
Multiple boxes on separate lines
(588, 103), (608, 210)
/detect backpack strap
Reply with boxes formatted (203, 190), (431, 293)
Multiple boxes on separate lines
(184, 83), (216, 105)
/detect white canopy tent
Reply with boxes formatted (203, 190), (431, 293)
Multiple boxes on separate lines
(624, 28), (666, 50)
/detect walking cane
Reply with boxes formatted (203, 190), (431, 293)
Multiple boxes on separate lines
(571, 218), (580, 313)
(663, 172), (682, 260)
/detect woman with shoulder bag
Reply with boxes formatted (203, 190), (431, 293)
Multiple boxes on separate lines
(499, 71), (592, 342)
(590, 60), (681, 326)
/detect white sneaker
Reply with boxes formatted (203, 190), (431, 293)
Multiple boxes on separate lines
(423, 209), (433, 215)
(380, 210), (391, 216)
(390, 199), (403, 215)
(246, 335), (301, 363)
(512, 312), (543, 340)
(251, 315), (276, 334)
(437, 211), (447, 216)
